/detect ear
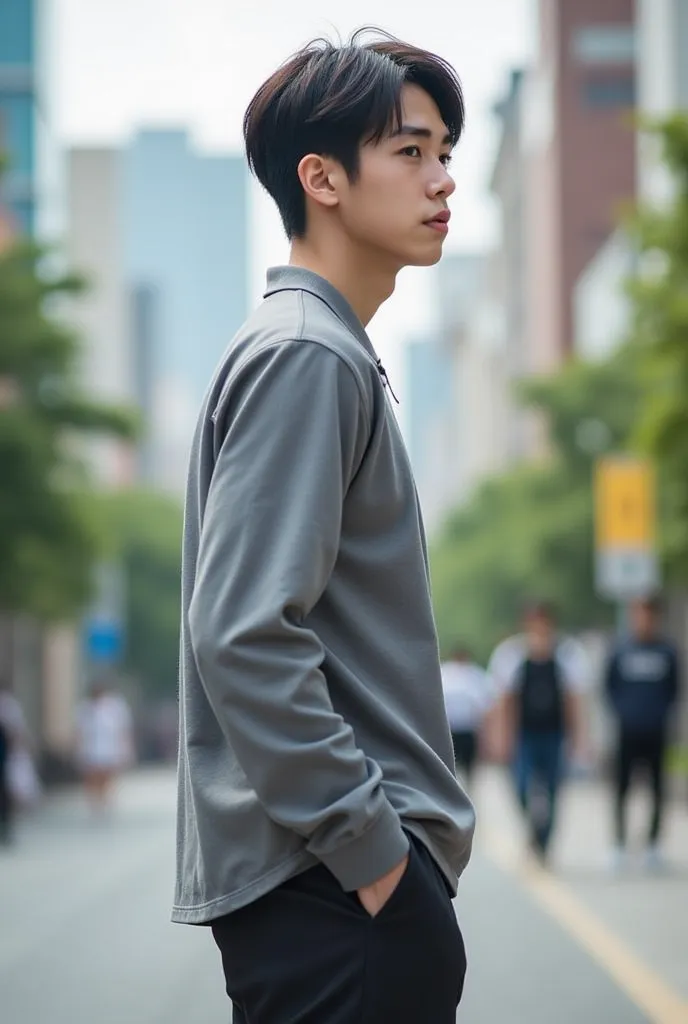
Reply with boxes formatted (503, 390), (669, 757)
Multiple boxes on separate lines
(296, 153), (340, 211)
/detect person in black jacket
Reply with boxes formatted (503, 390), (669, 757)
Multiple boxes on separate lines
(606, 595), (681, 870)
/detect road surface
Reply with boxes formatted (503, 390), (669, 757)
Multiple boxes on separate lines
(1, 767), (686, 1023)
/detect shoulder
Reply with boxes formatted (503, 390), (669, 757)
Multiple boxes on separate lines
(210, 302), (376, 426)
(488, 635), (527, 691)
(555, 636), (591, 691)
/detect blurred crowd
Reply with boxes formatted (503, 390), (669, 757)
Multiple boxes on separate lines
(441, 595), (682, 871)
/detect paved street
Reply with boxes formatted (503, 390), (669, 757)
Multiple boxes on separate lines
(1, 767), (686, 1023)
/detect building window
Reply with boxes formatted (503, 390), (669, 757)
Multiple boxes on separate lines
(583, 74), (635, 109)
(573, 25), (635, 65)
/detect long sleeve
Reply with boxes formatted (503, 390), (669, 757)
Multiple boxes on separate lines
(188, 339), (408, 892)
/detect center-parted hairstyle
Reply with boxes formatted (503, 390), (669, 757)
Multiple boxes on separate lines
(243, 28), (465, 239)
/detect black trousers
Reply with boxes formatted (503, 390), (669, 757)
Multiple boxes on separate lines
(211, 833), (466, 1024)
(615, 729), (667, 846)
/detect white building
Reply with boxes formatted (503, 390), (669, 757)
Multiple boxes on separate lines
(636, 0), (688, 204)
(573, 229), (636, 360)
(453, 256), (512, 502)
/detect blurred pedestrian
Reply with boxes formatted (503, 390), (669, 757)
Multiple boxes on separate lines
(0, 702), (10, 846)
(489, 603), (589, 862)
(174, 29), (473, 1024)
(440, 647), (495, 785)
(605, 595), (681, 871)
(0, 678), (40, 844)
(75, 680), (134, 815)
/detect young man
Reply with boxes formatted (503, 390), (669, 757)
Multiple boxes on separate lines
(606, 596), (681, 870)
(440, 647), (495, 785)
(173, 30), (474, 1023)
(489, 604), (588, 862)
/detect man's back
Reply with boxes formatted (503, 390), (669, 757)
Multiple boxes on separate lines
(174, 267), (474, 924)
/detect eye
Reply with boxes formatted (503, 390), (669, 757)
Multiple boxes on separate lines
(440, 152), (453, 168)
(399, 145), (422, 158)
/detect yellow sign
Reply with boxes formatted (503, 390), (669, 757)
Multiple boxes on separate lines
(595, 457), (656, 550)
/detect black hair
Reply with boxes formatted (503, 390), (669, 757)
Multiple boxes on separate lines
(243, 28), (465, 239)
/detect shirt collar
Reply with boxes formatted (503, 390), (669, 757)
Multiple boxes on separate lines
(263, 265), (379, 362)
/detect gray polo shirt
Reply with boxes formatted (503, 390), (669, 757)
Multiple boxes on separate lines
(173, 266), (474, 924)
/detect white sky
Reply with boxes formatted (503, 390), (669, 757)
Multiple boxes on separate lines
(54, 0), (536, 388)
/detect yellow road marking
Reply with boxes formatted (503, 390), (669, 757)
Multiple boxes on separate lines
(481, 827), (688, 1024)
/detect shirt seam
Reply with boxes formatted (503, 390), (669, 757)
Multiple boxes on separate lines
(213, 335), (373, 440)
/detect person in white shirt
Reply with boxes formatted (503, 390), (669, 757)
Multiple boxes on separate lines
(75, 681), (135, 814)
(440, 648), (495, 784)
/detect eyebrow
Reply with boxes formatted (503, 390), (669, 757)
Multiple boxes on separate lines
(390, 124), (453, 146)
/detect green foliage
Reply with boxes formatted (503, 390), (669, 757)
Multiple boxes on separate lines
(102, 490), (183, 699)
(626, 114), (688, 578)
(0, 235), (137, 618)
(430, 351), (641, 661)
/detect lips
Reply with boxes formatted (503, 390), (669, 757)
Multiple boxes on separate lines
(424, 209), (451, 233)
(426, 210), (451, 225)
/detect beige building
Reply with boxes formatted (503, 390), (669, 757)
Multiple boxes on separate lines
(67, 149), (137, 488)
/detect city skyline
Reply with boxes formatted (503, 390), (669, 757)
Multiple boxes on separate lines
(53, 0), (537, 396)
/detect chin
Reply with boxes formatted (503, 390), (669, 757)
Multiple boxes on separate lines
(405, 247), (444, 268)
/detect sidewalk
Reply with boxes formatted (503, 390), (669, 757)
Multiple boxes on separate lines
(472, 766), (688, 1007)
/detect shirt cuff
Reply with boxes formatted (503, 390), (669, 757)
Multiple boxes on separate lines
(318, 800), (410, 892)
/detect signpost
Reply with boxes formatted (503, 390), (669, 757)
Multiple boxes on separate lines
(83, 562), (126, 668)
(594, 456), (660, 600)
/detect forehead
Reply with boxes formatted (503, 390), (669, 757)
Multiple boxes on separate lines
(398, 82), (448, 135)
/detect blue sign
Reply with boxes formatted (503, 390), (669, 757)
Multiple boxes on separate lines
(84, 619), (124, 663)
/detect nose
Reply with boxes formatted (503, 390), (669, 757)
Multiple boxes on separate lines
(429, 161), (456, 200)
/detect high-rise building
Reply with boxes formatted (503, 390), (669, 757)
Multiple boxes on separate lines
(573, 0), (688, 361)
(0, 0), (62, 240)
(123, 130), (249, 493)
(68, 130), (250, 495)
(67, 148), (134, 488)
(524, 0), (637, 373)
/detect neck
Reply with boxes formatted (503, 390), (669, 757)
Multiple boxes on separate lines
(289, 231), (398, 327)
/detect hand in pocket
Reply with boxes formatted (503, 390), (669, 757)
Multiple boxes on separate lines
(356, 853), (409, 917)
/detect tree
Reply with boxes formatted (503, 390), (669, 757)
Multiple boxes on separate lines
(626, 114), (688, 580)
(430, 350), (641, 661)
(102, 490), (183, 700)
(0, 235), (136, 618)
